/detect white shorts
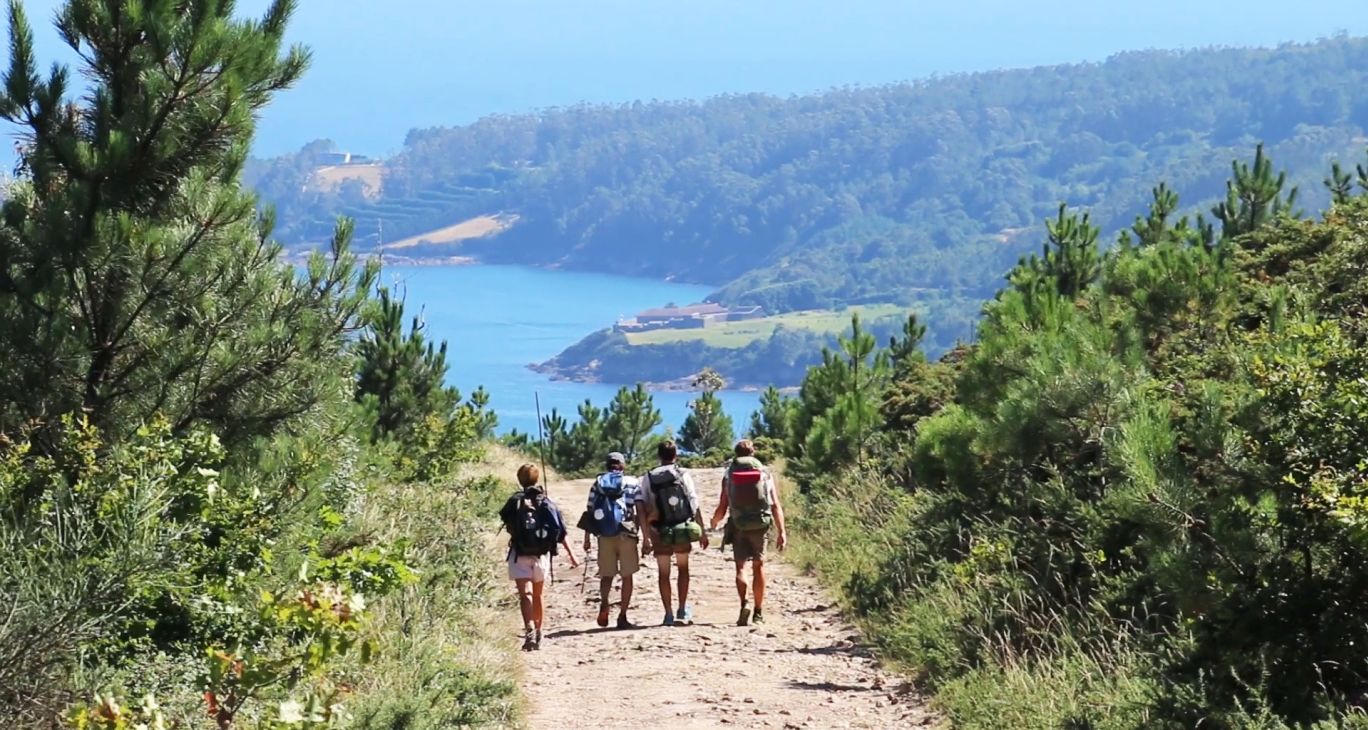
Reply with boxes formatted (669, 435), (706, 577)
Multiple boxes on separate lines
(508, 553), (549, 582)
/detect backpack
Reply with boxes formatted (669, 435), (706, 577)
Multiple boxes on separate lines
(726, 456), (773, 532)
(503, 489), (561, 557)
(589, 471), (632, 538)
(648, 464), (694, 528)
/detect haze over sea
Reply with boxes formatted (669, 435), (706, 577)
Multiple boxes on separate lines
(383, 265), (760, 436)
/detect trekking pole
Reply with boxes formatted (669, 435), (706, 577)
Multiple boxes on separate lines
(534, 392), (554, 584)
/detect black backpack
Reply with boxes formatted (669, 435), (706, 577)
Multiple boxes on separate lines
(503, 489), (561, 557)
(648, 465), (694, 528)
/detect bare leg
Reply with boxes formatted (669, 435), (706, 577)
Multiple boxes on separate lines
(516, 578), (534, 630)
(735, 560), (748, 604)
(620, 575), (634, 618)
(598, 576), (613, 607)
(531, 580), (545, 633)
(677, 553), (691, 614)
(753, 559), (766, 613)
(656, 554), (673, 614)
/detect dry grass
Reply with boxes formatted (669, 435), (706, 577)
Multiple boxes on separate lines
(308, 163), (385, 199)
(380, 214), (518, 250)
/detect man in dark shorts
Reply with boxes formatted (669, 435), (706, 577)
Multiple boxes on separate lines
(640, 439), (709, 625)
(711, 439), (787, 626)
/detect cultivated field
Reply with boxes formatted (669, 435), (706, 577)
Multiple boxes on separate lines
(623, 304), (906, 348)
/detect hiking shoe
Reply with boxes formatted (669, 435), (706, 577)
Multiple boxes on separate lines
(752, 609), (765, 625)
(616, 615), (633, 630)
(533, 630), (542, 651)
(678, 605), (694, 625)
(662, 611), (675, 626)
(521, 629), (535, 651)
(737, 606), (752, 627)
(597, 603), (610, 628)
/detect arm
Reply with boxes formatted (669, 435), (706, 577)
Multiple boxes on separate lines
(685, 473), (709, 549)
(710, 474), (730, 530)
(561, 534), (580, 567)
(639, 475), (655, 557)
(771, 477), (788, 551)
(583, 484), (595, 552)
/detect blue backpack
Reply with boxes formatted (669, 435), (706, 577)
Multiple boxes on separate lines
(591, 472), (631, 537)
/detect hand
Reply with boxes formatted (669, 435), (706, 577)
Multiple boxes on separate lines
(700, 532), (710, 550)
(641, 540), (652, 558)
(709, 518), (721, 531)
(582, 537), (592, 553)
(777, 531), (788, 552)
(568, 553), (580, 569)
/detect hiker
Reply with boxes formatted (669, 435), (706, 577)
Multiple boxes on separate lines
(640, 439), (709, 625)
(580, 451), (645, 628)
(500, 463), (579, 651)
(710, 439), (786, 626)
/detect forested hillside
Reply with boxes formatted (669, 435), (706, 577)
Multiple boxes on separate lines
(774, 144), (1368, 725)
(251, 36), (1368, 314)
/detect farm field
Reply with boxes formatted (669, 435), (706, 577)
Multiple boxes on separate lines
(623, 304), (906, 348)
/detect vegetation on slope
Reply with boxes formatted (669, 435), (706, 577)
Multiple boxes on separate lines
(0, 3), (515, 727)
(779, 145), (1368, 727)
(251, 37), (1368, 320)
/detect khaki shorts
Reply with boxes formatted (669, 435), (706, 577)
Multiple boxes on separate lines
(597, 533), (641, 578)
(508, 553), (549, 582)
(732, 529), (768, 562)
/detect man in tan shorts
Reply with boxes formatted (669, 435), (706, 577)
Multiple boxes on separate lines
(581, 452), (643, 629)
(711, 440), (786, 626)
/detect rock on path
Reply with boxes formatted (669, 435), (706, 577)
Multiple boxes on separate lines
(502, 468), (935, 729)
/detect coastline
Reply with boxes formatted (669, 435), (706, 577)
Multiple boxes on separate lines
(527, 361), (797, 394)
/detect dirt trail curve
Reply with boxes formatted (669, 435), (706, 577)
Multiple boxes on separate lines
(509, 468), (935, 729)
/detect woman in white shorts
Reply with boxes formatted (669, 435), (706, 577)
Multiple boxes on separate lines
(501, 463), (578, 650)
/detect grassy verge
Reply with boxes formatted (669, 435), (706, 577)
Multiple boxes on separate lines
(785, 474), (1157, 729)
(623, 305), (908, 347)
(340, 445), (536, 728)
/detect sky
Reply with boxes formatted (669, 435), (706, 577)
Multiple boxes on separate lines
(5, 0), (1368, 158)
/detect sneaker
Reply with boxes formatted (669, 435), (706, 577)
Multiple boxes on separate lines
(597, 602), (610, 628)
(678, 605), (694, 625)
(662, 611), (675, 626)
(616, 615), (633, 630)
(521, 629), (535, 651)
(533, 630), (542, 650)
(737, 605), (752, 627)
(752, 609), (765, 625)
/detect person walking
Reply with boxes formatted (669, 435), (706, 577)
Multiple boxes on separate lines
(710, 440), (786, 626)
(500, 463), (579, 650)
(640, 439), (709, 625)
(581, 451), (645, 628)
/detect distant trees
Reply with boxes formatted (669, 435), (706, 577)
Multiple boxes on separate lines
(252, 37), (1368, 323)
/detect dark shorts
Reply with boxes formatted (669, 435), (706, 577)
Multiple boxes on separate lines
(650, 523), (697, 556)
(732, 529), (768, 562)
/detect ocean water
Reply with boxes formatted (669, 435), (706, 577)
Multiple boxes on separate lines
(382, 265), (762, 436)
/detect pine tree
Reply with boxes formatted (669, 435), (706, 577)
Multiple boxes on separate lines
(355, 287), (456, 439)
(747, 385), (791, 441)
(1212, 143), (1300, 239)
(0, 0), (376, 447)
(1325, 161), (1355, 205)
(1009, 204), (1101, 299)
(786, 313), (889, 479)
(604, 383), (662, 462)
(680, 369), (734, 455)
(565, 399), (607, 472)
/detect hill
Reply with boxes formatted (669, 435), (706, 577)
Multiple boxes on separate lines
(248, 37), (1368, 319)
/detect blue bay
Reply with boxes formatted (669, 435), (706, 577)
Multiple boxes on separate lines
(381, 265), (762, 436)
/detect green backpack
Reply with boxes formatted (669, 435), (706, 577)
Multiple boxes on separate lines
(726, 456), (773, 532)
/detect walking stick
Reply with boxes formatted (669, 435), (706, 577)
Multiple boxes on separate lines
(534, 392), (554, 584)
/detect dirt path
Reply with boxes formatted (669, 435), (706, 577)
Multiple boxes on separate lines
(506, 468), (935, 729)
